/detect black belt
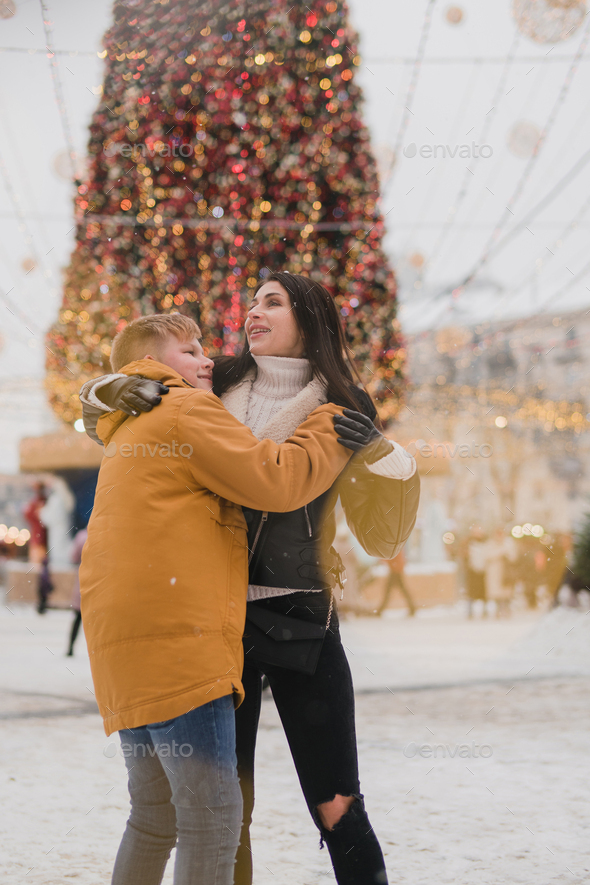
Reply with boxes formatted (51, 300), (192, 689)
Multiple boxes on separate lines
(297, 545), (347, 590)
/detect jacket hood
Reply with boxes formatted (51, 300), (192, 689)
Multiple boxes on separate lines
(96, 359), (194, 445)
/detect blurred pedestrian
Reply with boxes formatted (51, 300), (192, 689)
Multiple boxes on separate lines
(377, 549), (415, 616)
(37, 555), (54, 614)
(24, 482), (52, 613)
(67, 527), (87, 656)
(23, 482), (47, 565)
(39, 477), (75, 569)
(466, 527), (488, 618)
(485, 529), (516, 618)
(545, 533), (571, 606)
(516, 536), (544, 609)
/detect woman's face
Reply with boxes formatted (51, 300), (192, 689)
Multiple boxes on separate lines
(244, 281), (305, 358)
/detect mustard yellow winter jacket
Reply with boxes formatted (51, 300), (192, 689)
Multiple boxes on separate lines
(80, 359), (352, 735)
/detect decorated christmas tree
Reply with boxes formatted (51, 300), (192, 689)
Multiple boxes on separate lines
(46, 0), (404, 425)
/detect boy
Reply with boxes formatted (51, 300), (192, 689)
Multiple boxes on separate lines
(80, 314), (352, 885)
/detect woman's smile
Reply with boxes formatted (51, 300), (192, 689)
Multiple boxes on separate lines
(249, 325), (271, 339)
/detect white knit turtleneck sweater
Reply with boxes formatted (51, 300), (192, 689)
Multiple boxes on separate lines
(240, 354), (415, 599)
(245, 355), (312, 438)
(241, 354), (415, 482)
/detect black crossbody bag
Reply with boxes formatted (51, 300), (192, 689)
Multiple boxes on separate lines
(243, 511), (343, 676)
(244, 594), (334, 676)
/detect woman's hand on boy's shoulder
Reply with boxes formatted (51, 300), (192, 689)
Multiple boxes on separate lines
(99, 376), (169, 416)
(333, 409), (394, 464)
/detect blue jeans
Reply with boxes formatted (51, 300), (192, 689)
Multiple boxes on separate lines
(112, 695), (242, 885)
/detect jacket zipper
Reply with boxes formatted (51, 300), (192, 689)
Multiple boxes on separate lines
(248, 512), (268, 564)
(304, 504), (313, 538)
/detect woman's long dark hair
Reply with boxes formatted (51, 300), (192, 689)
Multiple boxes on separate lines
(212, 272), (376, 418)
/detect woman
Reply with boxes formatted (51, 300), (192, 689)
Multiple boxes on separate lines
(81, 272), (419, 884)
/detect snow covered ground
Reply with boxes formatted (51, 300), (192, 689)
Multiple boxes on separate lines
(1, 602), (589, 884)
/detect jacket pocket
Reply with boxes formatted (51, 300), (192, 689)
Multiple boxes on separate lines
(209, 498), (247, 530)
(207, 508), (249, 644)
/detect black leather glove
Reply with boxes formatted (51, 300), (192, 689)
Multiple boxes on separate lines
(333, 408), (394, 464)
(97, 376), (169, 416)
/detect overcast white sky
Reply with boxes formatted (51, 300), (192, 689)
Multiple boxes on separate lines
(1, 0), (589, 469)
(348, 0), (590, 332)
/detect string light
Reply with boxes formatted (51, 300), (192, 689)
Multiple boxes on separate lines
(39, 0), (80, 184)
(536, 253), (590, 312)
(433, 140), (590, 321)
(399, 60), (483, 258)
(0, 46), (98, 56)
(0, 146), (52, 337)
(424, 31), (522, 278)
(453, 16), (590, 293)
(384, 0), (437, 186)
(385, 380), (589, 429)
(3, 47), (590, 64)
(72, 214), (379, 232)
(491, 177), (590, 319)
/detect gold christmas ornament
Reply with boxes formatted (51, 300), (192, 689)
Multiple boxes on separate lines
(513, 0), (586, 44)
(507, 121), (541, 158)
(445, 6), (464, 24)
(0, 1), (16, 19)
(52, 151), (86, 182)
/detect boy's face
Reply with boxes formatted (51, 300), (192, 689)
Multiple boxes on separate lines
(148, 335), (214, 391)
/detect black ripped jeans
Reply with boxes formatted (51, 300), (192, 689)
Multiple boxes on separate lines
(234, 590), (388, 885)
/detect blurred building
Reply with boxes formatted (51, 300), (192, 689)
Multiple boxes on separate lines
(408, 306), (589, 401)
(395, 306), (590, 562)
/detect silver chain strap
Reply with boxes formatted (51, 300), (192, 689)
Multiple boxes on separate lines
(326, 589), (334, 631)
